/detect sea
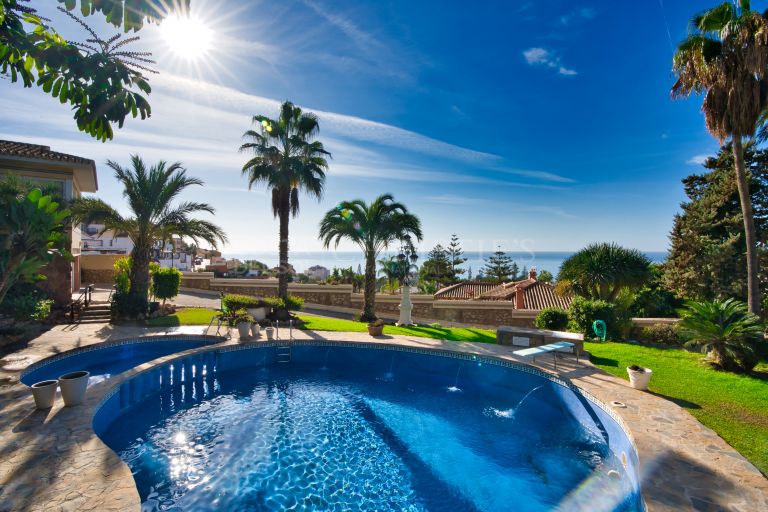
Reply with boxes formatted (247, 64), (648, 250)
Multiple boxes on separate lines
(226, 251), (668, 276)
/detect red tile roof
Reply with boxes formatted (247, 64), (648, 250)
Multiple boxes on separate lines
(434, 281), (500, 300)
(0, 140), (95, 167)
(434, 278), (572, 310)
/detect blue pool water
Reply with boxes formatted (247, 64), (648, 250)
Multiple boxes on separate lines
(96, 345), (643, 511)
(21, 336), (217, 386)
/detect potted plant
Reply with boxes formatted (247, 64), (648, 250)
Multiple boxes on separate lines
(58, 371), (90, 406)
(264, 321), (275, 340)
(30, 379), (58, 409)
(368, 318), (385, 336)
(251, 320), (261, 338)
(626, 364), (652, 390)
(231, 309), (254, 340)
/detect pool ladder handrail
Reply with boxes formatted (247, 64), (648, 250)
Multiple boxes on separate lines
(275, 319), (294, 363)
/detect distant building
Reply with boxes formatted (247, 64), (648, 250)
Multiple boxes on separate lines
(81, 224), (133, 255)
(0, 140), (97, 304)
(434, 269), (572, 310)
(305, 265), (330, 281)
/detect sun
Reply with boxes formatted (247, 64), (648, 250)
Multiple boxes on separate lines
(160, 14), (213, 60)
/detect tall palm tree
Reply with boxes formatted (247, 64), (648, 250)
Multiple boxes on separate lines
(319, 194), (422, 321)
(672, 1), (768, 314)
(556, 243), (651, 302)
(72, 155), (227, 311)
(240, 101), (331, 300)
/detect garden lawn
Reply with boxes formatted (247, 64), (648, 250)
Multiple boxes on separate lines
(585, 341), (768, 476)
(146, 307), (218, 327)
(297, 315), (496, 343)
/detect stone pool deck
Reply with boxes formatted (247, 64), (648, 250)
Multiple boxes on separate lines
(0, 323), (766, 511)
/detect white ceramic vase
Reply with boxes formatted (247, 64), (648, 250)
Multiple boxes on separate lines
(627, 367), (652, 391)
(265, 327), (275, 340)
(58, 371), (90, 406)
(251, 323), (261, 338)
(237, 322), (251, 339)
(31, 380), (58, 409)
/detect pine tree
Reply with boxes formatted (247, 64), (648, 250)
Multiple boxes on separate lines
(420, 244), (452, 285)
(481, 249), (516, 283)
(446, 234), (467, 281)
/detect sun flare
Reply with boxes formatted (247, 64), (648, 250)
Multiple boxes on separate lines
(160, 14), (213, 60)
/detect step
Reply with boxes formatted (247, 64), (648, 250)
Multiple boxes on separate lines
(80, 311), (111, 318)
(77, 319), (112, 324)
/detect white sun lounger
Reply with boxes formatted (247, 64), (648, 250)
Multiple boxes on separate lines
(513, 341), (578, 370)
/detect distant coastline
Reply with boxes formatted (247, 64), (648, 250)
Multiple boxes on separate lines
(224, 250), (668, 275)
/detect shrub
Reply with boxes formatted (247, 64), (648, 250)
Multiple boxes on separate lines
(678, 298), (766, 372)
(284, 295), (304, 311)
(535, 307), (569, 331)
(568, 297), (621, 339)
(0, 285), (51, 322)
(639, 323), (682, 345)
(221, 294), (264, 313)
(111, 291), (148, 318)
(152, 267), (182, 303)
(113, 257), (132, 294)
(31, 299), (53, 321)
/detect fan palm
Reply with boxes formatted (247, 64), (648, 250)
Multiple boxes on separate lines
(556, 243), (651, 302)
(72, 155), (227, 311)
(678, 298), (765, 371)
(319, 194), (422, 321)
(240, 101), (331, 300)
(378, 256), (401, 294)
(672, 1), (768, 314)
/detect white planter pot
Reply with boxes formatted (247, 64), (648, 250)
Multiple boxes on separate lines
(237, 322), (251, 339)
(265, 327), (275, 340)
(58, 371), (90, 406)
(627, 367), (652, 391)
(31, 380), (58, 409)
(247, 307), (267, 322)
(251, 323), (261, 338)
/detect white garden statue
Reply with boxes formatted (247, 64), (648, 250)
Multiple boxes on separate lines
(397, 285), (415, 326)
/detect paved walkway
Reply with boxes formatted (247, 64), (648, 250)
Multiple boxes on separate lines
(0, 323), (765, 511)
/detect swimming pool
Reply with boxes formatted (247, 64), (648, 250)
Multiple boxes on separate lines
(95, 343), (643, 511)
(21, 335), (222, 386)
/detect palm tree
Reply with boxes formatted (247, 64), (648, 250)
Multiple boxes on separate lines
(378, 256), (401, 294)
(672, 1), (768, 314)
(72, 156), (227, 311)
(240, 101), (331, 300)
(678, 298), (765, 372)
(556, 243), (651, 302)
(319, 194), (422, 321)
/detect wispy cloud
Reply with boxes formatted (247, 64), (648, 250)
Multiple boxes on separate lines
(423, 194), (480, 205)
(522, 47), (577, 76)
(687, 155), (709, 165)
(559, 7), (596, 25)
(493, 168), (576, 183)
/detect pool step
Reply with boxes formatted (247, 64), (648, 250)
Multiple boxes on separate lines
(276, 346), (291, 364)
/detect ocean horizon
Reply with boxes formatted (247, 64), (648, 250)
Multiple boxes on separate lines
(225, 250), (669, 276)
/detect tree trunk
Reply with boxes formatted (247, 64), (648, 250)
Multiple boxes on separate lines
(277, 191), (290, 301)
(129, 244), (151, 299)
(362, 250), (377, 322)
(732, 138), (761, 315)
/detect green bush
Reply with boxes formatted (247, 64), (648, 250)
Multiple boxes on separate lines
(152, 267), (181, 303)
(568, 297), (621, 339)
(535, 307), (569, 331)
(0, 285), (51, 321)
(284, 295), (304, 311)
(221, 294), (264, 313)
(113, 257), (132, 294)
(111, 291), (148, 318)
(639, 322), (682, 345)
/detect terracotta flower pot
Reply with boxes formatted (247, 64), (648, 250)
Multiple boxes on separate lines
(58, 371), (90, 406)
(368, 324), (384, 336)
(31, 380), (58, 409)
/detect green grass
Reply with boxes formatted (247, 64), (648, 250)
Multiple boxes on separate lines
(297, 315), (496, 343)
(584, 341), (768, 476)
(146, 307), (219, 327)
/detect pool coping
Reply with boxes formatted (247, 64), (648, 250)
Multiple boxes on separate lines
(1, 332), (766, 511)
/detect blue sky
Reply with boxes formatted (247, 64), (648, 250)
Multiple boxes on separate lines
(0, 1), (724, 254)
